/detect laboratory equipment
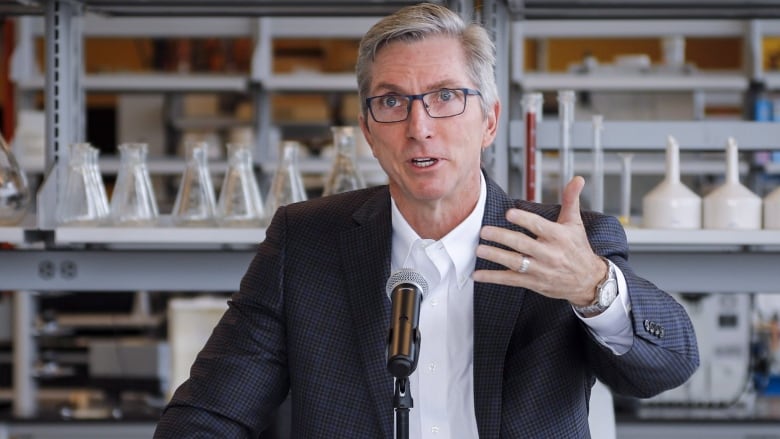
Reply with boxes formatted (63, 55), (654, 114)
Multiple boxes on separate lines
(323, 126), (366, 196)
(763, 186), (780, 229)
(57, 143), (110, 226)
(703, 137), (761, 229)
(617, 152), (635, 226)
(521, 93), (542, 202)
(110, 142), (159, 226)
(557, 90), (576, 203)
(591, 115), (605, 212)
(217, 143), (265, 227)
(263, 141), (307, 224)
(641, 136), (701, 229)
(171, 141), (217, 226)
(0, 132), (31, 225)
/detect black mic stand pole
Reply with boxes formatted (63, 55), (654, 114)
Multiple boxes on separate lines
(393, 376), (412, 439)
(390, 330), (420, 439)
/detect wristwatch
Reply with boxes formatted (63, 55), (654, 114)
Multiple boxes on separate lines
(574, 257), (618, 316)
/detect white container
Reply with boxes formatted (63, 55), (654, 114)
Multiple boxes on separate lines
(763, 186), (780, 229)
(642, 136), (701, 229)
(167, 296), (229, 400)
(703, 137), (762, 229)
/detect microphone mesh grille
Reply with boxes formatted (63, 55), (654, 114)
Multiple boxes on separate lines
(386, 268), (429, 297)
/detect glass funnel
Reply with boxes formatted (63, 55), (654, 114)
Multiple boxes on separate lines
(263, 141), (307, 224)
(217, 143), (265, 227)
(110, 142), (159, 226)
(322, 126), (366, 196)
(172, 141), (217, 227)
(0, 132), (31, 225)
(57, 143), (110, 226)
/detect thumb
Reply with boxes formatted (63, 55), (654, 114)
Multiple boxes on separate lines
(558, 176), (585, 225)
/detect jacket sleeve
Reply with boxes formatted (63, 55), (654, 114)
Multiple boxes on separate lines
(582, 212), (700, 398)
(154, 207), (291, 438)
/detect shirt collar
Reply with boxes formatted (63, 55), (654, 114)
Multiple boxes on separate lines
(391, 173), (487, 288)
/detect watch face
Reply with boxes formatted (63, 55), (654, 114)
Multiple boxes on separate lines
(598, 279), (618, 307)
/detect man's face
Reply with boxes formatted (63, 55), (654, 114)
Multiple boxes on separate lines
(359, 35), (499, 212)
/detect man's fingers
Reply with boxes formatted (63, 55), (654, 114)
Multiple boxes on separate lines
(558, 176), (585, 225)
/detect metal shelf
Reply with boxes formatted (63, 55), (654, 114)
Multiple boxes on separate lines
(519, 72), (749, 92)
(511, 120), (780, 151)
(54, 216), (266, 245)
(16, 73), (249, 92)
(626, 228), (780, 248)
(261, 73), (358, 92)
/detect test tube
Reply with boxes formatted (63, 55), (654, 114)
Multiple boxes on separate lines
(618, 152), (635, 226)
(591, 115), (605, 212)
(521, 92), (543, 202)
(557, 90), (576, 203)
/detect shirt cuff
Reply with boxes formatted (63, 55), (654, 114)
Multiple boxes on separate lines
(572, 263), (633, 355)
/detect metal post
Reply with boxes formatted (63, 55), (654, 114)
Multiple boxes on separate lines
(12, 291), (37, 418)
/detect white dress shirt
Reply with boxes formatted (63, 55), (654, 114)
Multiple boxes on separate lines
(389, 173), (633, 439)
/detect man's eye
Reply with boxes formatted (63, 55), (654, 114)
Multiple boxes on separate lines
(381, 96), (399, 108)
(439, 89), (453, 101)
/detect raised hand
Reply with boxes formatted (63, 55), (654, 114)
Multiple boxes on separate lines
(473, 176), (606, 306)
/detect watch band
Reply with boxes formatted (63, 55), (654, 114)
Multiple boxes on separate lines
(573, 257), (617, 316)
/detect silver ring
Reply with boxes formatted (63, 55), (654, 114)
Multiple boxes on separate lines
(518, 255), (531, 274)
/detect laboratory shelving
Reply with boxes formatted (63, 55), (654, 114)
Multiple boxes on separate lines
(5, 1), (780, 437)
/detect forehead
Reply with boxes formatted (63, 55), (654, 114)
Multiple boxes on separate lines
(370, 36), (470, 92)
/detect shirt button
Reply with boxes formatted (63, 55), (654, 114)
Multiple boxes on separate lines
(431, 425), (440, 434)
(427, 362), (437, 373)
(430, 298), (438, 307)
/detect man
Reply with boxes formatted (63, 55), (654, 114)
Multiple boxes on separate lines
(155, 3), (699, 438)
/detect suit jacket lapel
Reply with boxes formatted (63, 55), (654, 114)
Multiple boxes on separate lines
(473, 177), (528, 439)
(341, 187), (394, 439)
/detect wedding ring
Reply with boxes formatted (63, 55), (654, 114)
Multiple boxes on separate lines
(518, 255), (531, 274)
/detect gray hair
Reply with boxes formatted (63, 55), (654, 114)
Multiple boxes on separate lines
(356, 2), (497, 120)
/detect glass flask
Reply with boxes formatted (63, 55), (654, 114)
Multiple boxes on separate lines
(0, 132), (31, 225)
(172, 141), (217, 226)
(322, 126), (366, 196)
(263, 141), (307, 224)
(57, 143), (110, 226)
(110, 142), (159, 226)
(217, 143), (265, 227)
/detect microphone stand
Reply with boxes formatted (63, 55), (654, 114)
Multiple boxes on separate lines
(393, 376), (412, 439)
(390, 330), (420, 439)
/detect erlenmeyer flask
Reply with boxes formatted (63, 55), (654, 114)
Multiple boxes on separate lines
(263, 141), (307, 224)
(323, 126), (366, 196)
(217, 143), (264, 227)
(110, 142), (159, 226)
(172, 141), (217, 227)
(0, 132), (31, 225)
(57, 143), (110, 226)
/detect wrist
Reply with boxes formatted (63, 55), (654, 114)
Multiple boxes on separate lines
(573, 257), (618, 317)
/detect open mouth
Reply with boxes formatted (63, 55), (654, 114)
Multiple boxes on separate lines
(411, 157), (437, 168)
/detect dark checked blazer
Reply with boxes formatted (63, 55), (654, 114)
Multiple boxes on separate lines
(155, 175), (699, 439)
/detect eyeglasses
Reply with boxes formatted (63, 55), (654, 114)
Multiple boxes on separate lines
(365, 88), (482, 123)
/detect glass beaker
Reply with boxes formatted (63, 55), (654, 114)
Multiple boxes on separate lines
(110, 142), (159, 226)
(263, 141), (307, 224)
(0, 132), (31, 226)
(323, 126), (366, 196)
(217, 143), (265, 227)
(57, 143), (110, 226)
(172, 141), (217, 227)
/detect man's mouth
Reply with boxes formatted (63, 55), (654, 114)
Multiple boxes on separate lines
(411, 158), (437, 168)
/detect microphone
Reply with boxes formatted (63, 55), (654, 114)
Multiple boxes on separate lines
(386, 268), (429, 379)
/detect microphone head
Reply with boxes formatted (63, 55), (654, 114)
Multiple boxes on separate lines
(386, 268), (429, 298)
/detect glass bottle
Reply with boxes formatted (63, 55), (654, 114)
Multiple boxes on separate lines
(110, 142), (159, 226)
(172, 141), (217, 226)
(323, 126), (366, 196)
(217, 143), (265, 227)
(0, 132), (31, 225)
(263, 141), (307, 224)
(57, 143), (110, 226)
